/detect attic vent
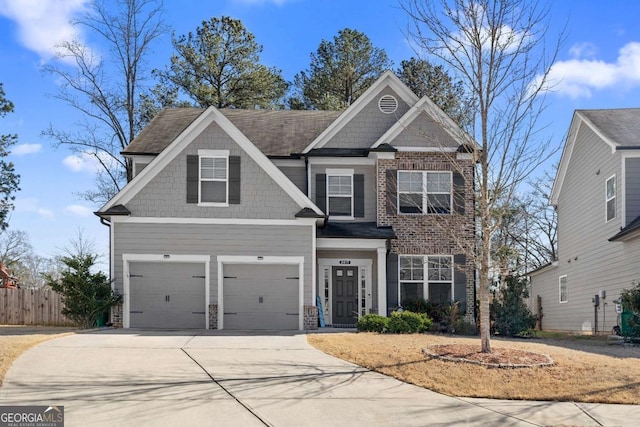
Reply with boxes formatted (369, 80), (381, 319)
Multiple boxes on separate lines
(378, 95), (398, 114)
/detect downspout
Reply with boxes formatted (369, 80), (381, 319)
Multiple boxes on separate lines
(98, 216), (113, 325)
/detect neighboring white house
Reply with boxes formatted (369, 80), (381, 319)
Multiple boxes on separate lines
(530, 109), (640, 333)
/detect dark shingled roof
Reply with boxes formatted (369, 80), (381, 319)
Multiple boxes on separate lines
(295, 207), (325, 218)
(123, 108), (342, 157)
(95, 204), (131, 217)
(579, 109), (640, 148)
(317, 222), (396, 239)
(609, 214), (640, 242)
(124, 108), (203, 155)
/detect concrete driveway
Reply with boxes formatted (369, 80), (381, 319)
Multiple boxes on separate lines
(1, 329), (638, 426)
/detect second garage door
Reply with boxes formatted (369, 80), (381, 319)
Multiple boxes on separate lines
(129, 262), (206, 329)
(223, 264), (299, 330)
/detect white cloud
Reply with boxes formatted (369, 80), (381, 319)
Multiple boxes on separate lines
(568, 42), (597, 59)
(14, 197), (54, 219)
(63, 152), (115, 174)
(12, 143), (42, 156)
(542, 42), (640, 98)
(0, 0), (88, 61)
(64, 204), (92, 217)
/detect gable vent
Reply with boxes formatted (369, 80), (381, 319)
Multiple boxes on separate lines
(378, 95), (398, 114)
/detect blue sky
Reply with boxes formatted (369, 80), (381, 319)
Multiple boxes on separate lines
(0, 0), (640, 270)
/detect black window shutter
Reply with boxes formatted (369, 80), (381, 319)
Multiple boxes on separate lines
(386, 169), (397, 215)
(186, 155), (199, 204)
(453, 254), (467, 311)
(453, 172), (465, 215)
(386, 252), (399, 315)
(316, 174), (326, 213)
(354, 174), (365, 217)
(228, 156), (241, 204)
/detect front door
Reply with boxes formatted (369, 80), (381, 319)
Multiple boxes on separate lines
(332, 266), (358, 326)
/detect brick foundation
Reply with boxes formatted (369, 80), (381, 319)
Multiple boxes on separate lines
(209, 304), (218, 329)
(111, 304), (123, 328)
(304, 305), (318, 330)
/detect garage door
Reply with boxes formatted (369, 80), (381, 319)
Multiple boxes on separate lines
(223, 264), (299, 330)
(129, 262), (206, 328)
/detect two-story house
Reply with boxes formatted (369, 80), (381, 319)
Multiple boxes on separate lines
(530, 109), (640, 333)
(96, 71), (476, 330)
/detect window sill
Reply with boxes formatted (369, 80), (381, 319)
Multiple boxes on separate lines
(397, 212), (452, 216)
(198, 202), (229, 207)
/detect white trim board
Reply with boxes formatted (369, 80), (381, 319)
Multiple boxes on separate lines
(121, 253), (211, 329)
(316, 238), (388, 250)
(216, 255), (305, 331)
(110, 216), (318, 226)
(100, 106), (323, 216)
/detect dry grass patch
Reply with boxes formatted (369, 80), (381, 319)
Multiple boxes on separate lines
(307, 333), (640, 404)
(0, 326), (76, 386)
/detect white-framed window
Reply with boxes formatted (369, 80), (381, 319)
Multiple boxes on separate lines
(559, 275), (568, 303)
(199, 150), (228, 205)
(606, 175), (616, 222)
(399, 255), (453, 304)
(398, 171), (451, 214)
(327, 172), (353, 218)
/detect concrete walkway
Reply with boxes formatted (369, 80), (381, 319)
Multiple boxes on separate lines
(1, 329), (638, 426)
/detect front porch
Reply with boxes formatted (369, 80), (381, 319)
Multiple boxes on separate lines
(315, 222), (395, 327)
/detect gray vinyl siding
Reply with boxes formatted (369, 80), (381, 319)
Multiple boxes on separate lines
(309, 164), (376, 221)
(113, 222), (314, 305)
(278, 166), (307, 193)
(625, 157), (640, 224)
(393, 111), (459, 148)
(126, 121), (301, 219)
(323, 87), (410, 150)
(530, 122), (640, 332)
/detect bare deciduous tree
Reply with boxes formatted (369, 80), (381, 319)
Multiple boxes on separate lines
(42, 0), (167, 204)
(401, 0), (562, 352)
(0, 230), (32, 268)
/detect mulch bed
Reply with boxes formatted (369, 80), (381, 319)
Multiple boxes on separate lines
(423, 344), (554, 368)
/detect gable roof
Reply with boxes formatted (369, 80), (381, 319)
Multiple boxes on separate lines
(100, 106), (324, 216)
(579, 109), (640, 149)
(550, 109), (640, 205)
(371, 95), (476, 149)
(123, 108), (341, 157)
(301, 70), (420, 153)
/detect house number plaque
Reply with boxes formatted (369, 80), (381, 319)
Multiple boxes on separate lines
(339, 260), (351, 265)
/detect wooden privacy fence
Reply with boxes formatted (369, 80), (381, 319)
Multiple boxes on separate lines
(0, 288), (76, 326)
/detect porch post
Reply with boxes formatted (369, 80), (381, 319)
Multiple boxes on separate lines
(377, 248), (387, 316)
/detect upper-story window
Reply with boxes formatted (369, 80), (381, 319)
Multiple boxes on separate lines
(606, 175), (616, 222)
(398, 171), (451, 214)
(327, 173), (353, 217)
(200, 151), (228, 205)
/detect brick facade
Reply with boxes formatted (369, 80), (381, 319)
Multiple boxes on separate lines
(377, 152), (476, 321)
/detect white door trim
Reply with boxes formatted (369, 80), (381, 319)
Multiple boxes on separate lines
(317, 258), (372, 325)
(217, 255), (305, 330)
(122, 253), (211, 329)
